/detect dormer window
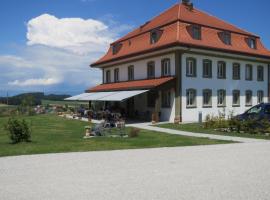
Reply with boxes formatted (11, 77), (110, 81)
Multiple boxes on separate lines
(150, 29), (162, 44)
(220, 31), (231, 45)
(247, 38), (256, 49)
(192, 25), (201, 40)
(112, 43), (122, 55)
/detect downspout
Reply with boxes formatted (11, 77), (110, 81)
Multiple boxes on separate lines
(174, 50), (182, 123)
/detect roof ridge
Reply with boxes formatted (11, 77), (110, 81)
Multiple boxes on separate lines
(191, 6), (258, 37)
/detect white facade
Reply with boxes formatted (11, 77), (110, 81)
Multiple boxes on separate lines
(99, 49), (269, 123)
(103, 53), (175, 82)
(182, 53), (268, 122)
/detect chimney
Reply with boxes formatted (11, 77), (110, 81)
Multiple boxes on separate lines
(182, 0), (193, 11)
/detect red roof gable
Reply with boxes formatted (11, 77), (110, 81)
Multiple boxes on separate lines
(86, 77), (175, 92)
(92, 3), (270, 66)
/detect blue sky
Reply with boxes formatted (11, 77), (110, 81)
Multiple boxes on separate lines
(0, 0), (270, 96)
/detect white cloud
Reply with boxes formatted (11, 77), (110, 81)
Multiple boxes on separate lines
(0, 14), (132, 93)
(8, 78), (61, 86)
(26, 14), (119, 55)
(0, 55), (34, 68)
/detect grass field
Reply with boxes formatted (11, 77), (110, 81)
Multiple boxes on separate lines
(0, 115), (233, 157)
(157, 123), (270, 140)
(42, 100), (88, 106)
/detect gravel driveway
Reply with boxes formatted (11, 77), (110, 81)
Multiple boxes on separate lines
(1, 142), (270, 200)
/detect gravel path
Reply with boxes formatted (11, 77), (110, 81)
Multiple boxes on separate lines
(1, 142), (270, 200)
(127, 122), (268, 143)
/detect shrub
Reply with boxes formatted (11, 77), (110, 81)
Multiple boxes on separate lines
(4, 118), (31, 144)
(129, 128), (140, 138)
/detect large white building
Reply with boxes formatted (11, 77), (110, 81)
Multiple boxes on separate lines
(83, 1), (270, 123)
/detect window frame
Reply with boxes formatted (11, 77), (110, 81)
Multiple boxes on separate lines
(192, 25), (201, 40)
(232, 63), (241, 80)
(221, 31), (231, 45)
(257, 66), (264, 81)
(161, 90), (171, 108)
(232, 90), (240, 107)
(203, 59), (212, 78)
(217, 61), (226, 79)
(217, 89), (226, 107)
(105, 70), (111, 83)
(161, 58), (171, 77)
(128, 65), (134, 81)
(248, 38), (257, 49)
(257, 90), (264, 104)
(186, 89), (197, 108)
(147, 61), (155, 79)
(245, 90), (253, 107)
(186, 57), (197, 77)
(202, 89), (212, 108)
(245, 64), (253, 81)
(114, 68), (119, 83)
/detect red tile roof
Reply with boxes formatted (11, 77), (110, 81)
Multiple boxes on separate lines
(86, 77), (175, 92)
(92, 3), (270, 66)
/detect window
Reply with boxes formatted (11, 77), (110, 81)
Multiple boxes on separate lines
(150, 30), (162, 44)
(257, 66), (264, 81)
(186, 57), (197, 77)
(114, 68), (119, 82)
(105, 70), (111, 83)
(217, 61), (226, 79)
(147, 91), (157, 108)
(257, 90), (264, 104)
(161, 59), (171, 76)
(232, 90), (240, 106)
(247, 38), (256, 49)
(203, 59), (212, 78)
(147, 61), (155, 79)
(192, 25), (201, 40)
(245, 64), (253, 81)
(203, 89), (212, 107)
(128, 65), (134, 81)
(162, 90), (171, 108)
(186, 89), (196, 108)
(220, 31), (231, 45)
(232, 63), (241, 80)
(217, 90), (226, 107)
(112, 43), (122, 55)
(245, 90), (253, 106)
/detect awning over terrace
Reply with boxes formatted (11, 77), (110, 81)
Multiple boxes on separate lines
(65, 90), (148, 102)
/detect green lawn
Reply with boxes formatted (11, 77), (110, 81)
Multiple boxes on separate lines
(157, 123), (270, 140)
(0, 115), (233, 157)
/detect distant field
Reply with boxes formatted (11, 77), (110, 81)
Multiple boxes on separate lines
(42, 100), (88, 106)
(0, 104), (14, 108)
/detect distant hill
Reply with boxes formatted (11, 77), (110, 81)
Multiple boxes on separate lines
(0, 92), (71, 105)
